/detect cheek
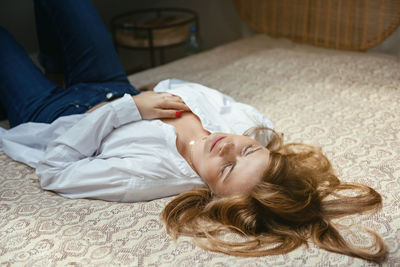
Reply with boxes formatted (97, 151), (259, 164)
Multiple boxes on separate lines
(198, 159), (218, 185)
(197, 156), (219, 187)
(205, 162), (219, 184)
(192, 142), (220, 188)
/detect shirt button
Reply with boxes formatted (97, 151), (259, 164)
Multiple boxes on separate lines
(75, 104), (80, 108)
(106, 92), (113, 99)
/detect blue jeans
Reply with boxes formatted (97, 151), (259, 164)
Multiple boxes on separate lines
(0, 0), (140, 128)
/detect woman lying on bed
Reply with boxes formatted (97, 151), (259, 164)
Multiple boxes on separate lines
(0, 0), (386, 262)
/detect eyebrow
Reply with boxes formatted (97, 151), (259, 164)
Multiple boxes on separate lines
(224, 147), (264, 181)
(246, 147), (262, 156)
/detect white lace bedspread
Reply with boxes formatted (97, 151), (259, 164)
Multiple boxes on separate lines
(1, 35), (399, 266)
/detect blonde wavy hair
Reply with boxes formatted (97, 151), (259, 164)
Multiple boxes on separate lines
(161, 127), (387, 262)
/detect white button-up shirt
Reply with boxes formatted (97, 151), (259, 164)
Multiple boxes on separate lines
(0, 79), (274, 202)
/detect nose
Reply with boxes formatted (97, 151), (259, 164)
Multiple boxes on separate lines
(218, 141), (234, 157)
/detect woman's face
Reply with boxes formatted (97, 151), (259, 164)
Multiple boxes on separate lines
(191, 133), (270, 195)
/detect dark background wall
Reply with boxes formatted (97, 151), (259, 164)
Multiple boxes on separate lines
(1, 0), (399, 74)
(0, 0), (244, 73)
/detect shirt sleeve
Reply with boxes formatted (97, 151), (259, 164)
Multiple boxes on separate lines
(36, 94), (143, 202)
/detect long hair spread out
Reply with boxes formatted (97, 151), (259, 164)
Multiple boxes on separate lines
(161, 127), (387, 262)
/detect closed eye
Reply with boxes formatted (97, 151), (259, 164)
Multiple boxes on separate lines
(221, 162), (235, 182)
(222, 146), (262, 182)
(243, 145), (253, 155)
(221, 163), (233, 175)
(243, 145), (262, 156)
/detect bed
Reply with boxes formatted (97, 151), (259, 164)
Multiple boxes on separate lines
(1, 1), (400, 266)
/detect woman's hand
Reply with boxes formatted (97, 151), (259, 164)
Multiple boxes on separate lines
(133, 91), (191, 120)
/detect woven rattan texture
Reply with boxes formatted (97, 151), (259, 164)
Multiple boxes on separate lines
(233, 0), (400, 50)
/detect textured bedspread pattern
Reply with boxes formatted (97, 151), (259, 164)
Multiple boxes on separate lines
(1, 35), (399, 266)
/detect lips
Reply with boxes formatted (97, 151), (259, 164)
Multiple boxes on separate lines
(210, 136), (226, 152)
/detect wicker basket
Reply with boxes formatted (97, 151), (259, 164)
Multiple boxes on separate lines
(233, 0), (400, 50)
(115, 16), (191, 48)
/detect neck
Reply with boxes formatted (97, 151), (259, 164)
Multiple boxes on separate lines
(161, 112), (210, 173)
(177, 131), (208, 173)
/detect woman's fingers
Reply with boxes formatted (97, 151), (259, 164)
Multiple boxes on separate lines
(165, 94), (186, 103)
(156, 109), (183, 118)
(154, 93), (191, 111)
(159, 99), (190, 111)
(132, 91), (191, 120)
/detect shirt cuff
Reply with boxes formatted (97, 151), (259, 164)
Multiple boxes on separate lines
(109, 94), (142, 126)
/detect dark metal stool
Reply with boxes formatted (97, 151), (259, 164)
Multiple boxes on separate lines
(111, 8), (199, 68)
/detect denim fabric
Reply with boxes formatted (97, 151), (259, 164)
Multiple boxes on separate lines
(0, 0), (140, 128)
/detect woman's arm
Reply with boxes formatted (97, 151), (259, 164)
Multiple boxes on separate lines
(36, 92), (190, 201)
(37, 94), (140, 201)
(87, 91), (190, 117)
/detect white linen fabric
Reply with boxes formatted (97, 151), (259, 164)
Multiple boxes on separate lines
(0, 79), (274, 202)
